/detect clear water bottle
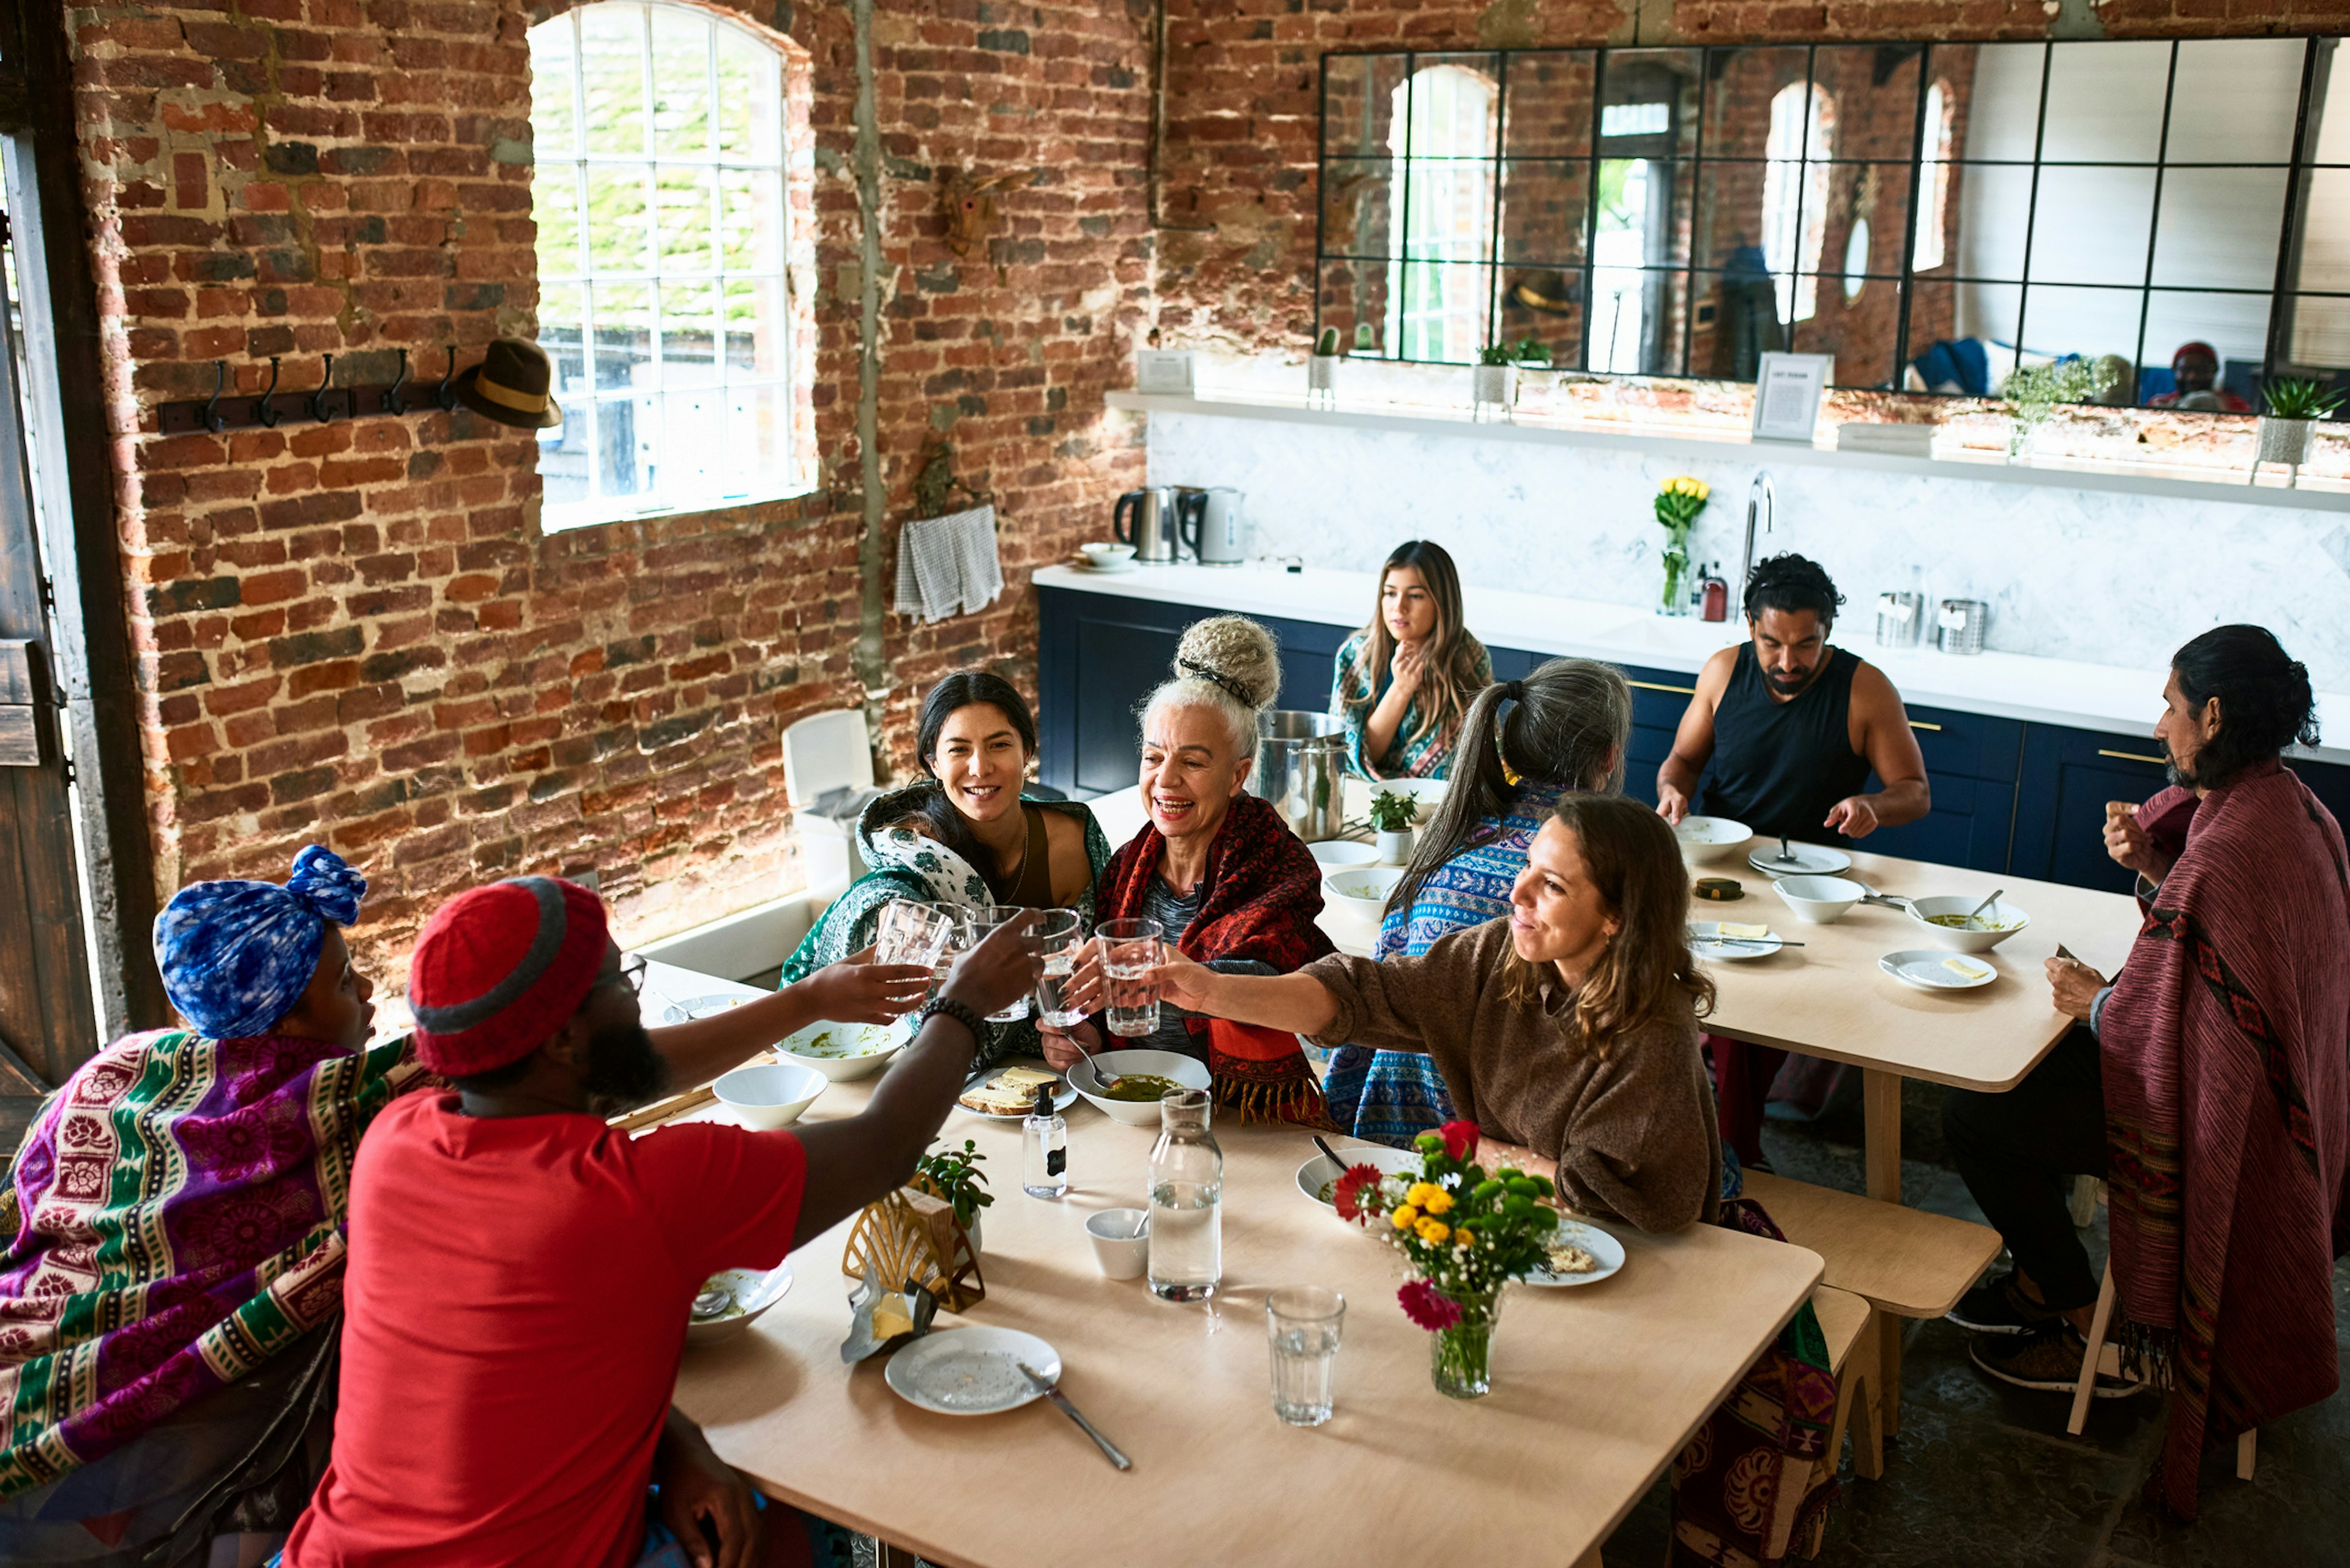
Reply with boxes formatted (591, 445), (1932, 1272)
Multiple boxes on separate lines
(1146, 1088), (1222, 1301)
(1022, 1085), (1067, 1200)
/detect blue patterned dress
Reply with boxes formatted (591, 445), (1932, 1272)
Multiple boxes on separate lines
(1320, 777), (1572, 1146)
(1329, 630), (1492, 780)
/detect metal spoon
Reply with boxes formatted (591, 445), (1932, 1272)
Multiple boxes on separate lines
(1772, 834), (1801, 865)
(1070, 1031), (1122, 1093)
(1964, 888), (2005, 930)
(1313, 1133), (1345, 1167)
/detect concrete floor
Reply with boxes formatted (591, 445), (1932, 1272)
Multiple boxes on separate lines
(1600, 1078), (2350, 1568)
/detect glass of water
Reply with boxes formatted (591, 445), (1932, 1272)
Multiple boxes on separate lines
(1266, 1286), (1345, 1427)
(875, 898), (957, 970)
(1097, 918), (1164, 1039)
(1031, 910), (1086, 1028)
(966, 906), (1033, 1021)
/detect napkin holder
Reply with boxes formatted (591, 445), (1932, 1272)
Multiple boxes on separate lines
(840, 1256), (941, 1364)
(840, 1185), (984, 1313)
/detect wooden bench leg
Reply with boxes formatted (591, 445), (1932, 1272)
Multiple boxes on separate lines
(2066, 1261), (2117, 1437)
(1862, 1069), (1904, 1438)
(1823, 1310), (1884, 1486)
(2237, 1428), (2257, 1482)
(879, 1543), (920, 1568)
(1571, 1542), (1605, 1568)
(2067, 1173), (2100, 1228)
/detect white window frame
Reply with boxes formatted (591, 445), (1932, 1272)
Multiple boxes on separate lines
(1385, 64), (1499, 365)
(1913, 81), (1953, 273)
(1761, 82), (1835, 324)
(529, 1), (807, 533)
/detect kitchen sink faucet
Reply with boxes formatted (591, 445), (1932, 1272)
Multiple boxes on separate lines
(1737, 469), (1775, 616)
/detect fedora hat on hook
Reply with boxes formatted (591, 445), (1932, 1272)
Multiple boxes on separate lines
(453, 338), (563, 429)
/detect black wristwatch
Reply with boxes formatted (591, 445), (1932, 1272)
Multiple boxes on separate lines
(916, 996), (991, 1048)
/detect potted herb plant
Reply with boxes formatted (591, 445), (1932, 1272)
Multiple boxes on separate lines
(1996, 357), (2113, 463)
(913, 1137), (993, 1252)
(1368, 788), (1417, 864)
(2256, 376), (2343, 471)
(1308, 326), (1341, 406)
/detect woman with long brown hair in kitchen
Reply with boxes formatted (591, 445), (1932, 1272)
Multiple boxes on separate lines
(1330, 540), (1492, 780)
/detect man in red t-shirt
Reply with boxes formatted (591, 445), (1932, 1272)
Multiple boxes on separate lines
(282, 876), (1036, 1568)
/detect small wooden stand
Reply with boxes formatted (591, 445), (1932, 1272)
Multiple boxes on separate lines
(842, 1187), (984, 1312)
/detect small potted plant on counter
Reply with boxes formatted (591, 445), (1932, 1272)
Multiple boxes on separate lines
(2255, 376), (2343, 476)
(1308, 326), (1342, 407)
(1368, 788), (1417, 864)
(1996, 356), (2112, 463)
(913, 1137), (993, 1252)
(1471, 338), (1546, 419)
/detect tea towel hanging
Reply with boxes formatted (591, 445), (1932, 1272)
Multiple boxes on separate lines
(893, 504), (1002, 624)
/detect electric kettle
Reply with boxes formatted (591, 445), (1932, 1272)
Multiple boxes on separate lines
(1177, 487), (1247, 566)
(1112, 487), (1181, 563)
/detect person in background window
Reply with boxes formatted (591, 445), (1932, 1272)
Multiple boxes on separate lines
(1324, 658), (1633, 1148)
(2144, 340), (2251, 412)
(1330, 540), (1493, 780)
(780, 672), (1110, 1067)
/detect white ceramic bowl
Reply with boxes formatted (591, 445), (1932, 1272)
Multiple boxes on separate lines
(685, 1263), (793, 1346)
(1905, 895), (2033, 953)
(1085, 1209), (1151, 1279)
(1322, 865), (1404, 922)
(1774, 874), (1867, 924)
(1067, 1049), (1213, 1126)
(776, 1017), (913, 1081)
(711, 1061), (829, 1129)
(1308, 839), (1382, 871)
(1674, 815), (1753, 865)
(1294, 1145), (1424, 1213)
(1080, 541), (1134, 566)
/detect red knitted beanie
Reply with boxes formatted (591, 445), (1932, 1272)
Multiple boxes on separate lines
(408, 876), (611, 1076)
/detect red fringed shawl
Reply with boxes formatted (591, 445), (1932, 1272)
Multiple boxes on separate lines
(2100, 762), (2349, 1519)
(1095, 792), (1336, 1124)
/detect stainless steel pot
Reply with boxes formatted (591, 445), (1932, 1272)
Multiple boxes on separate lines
(1251, 711), (1346, 842)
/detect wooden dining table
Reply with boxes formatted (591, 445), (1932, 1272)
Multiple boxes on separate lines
(662, 1062), (1824, 1568)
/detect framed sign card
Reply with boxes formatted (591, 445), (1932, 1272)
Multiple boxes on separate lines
(1751, 353), (1832, 443)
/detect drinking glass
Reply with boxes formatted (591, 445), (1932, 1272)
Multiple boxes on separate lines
(875, 898), (957, 970)
(966, 906), (1033, 1022)
(1098, 918), (1164, 1039)
(1030, 910), (1086, 1028)
(1266, 1286), (1346, 1427)
(928, 907), (972, 1001)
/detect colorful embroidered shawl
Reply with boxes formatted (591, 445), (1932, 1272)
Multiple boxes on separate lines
(1329, 629), (1492, 780)
(2098, 762), (2349, 1519)
(778, 788), (1111, 1067)
(1095, 791), (1335, 1123)
(0, 1029), (422, 1498)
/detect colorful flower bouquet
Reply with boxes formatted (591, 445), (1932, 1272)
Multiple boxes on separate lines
(1333, 1119), (1559, 1398)
(1654, 475), (1710, 616)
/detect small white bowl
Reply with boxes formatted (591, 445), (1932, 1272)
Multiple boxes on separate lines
(1080, 541), (1135, 566)
(711, 1061), (829, 1130)
(1675, 815), (1753, 865)
(1322, 865), (1404, 922)
(1067, 1049), (1212, 1126)
(1906, 895), (2032, 953)
(1308, 839), (1382, 871)
(1774, 874), (1867, 924)
(777, 1017), (913, 1081)
(1294, 1145), (1423, 1214)
(1085, 1209), (1151, 1279)
(685, 1263), (793, 1346)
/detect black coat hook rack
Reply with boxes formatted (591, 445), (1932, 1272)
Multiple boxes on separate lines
(157, 349), (483, 435)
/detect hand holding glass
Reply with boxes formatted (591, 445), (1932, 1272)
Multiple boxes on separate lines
(875, 899), (957, 970)
(1030, 910), (1086, 1028)
(966, 906), (1035, 1022)
(1097, 919), (1165, 1039)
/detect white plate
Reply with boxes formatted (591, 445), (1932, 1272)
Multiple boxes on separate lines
(1879, 949), (1997, 991)
(958, 1062), (1079, 1120)
(1518, 1219), (1627, 1287)
(1070, 558), (1138, 574)
(1748, 842), (1852, 878)
(1688, 920), (1785, 961)
(662, 992), (755, 1025)
(884, 1326), (1062, 1416)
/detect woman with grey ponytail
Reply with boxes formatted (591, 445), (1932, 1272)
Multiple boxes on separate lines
(1324, 657), (1633, 1146)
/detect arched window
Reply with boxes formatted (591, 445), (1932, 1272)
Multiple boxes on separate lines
(1913, 81), (1955, 273)
(1384, 64), (1499, 364)
(1761, 83), (1835, 323)
(529, 2), (798, 529)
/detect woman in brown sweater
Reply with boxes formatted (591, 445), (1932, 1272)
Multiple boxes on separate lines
(1154, 793), (1722, 1232)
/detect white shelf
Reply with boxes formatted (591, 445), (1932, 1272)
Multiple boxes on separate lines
(1105, 390), (2350, 515)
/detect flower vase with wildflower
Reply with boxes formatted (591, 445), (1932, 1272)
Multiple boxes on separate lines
(1332, 1119), (1559, 1398)
(1654, 476), (1710, 616)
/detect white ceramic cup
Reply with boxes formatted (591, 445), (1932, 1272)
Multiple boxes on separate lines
(1085, 1208), (1151, 1280)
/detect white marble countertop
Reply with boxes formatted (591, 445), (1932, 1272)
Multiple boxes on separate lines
(1037, 561), (2350, 765)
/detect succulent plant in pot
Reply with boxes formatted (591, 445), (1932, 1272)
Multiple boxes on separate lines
(1308, 326), (1341, 404)
(1368, 787), (1417, 864)
(2256, 376), (2344, 470)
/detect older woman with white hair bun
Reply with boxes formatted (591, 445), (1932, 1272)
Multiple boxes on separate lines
(1040, 616), (1337, 1125)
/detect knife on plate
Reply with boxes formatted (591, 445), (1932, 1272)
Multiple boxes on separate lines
(1018, 1362), (1132, 1471)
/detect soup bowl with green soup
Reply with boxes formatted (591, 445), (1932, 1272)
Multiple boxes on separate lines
(1905, 895), (2031, 954)
(1067, 1048), (1212, 1126)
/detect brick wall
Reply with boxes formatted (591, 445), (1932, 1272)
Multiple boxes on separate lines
(69, 0), (1151, 990)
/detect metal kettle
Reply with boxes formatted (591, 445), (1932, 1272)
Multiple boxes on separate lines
(1113, 486), (1181, 563)
(1177, 487), (1247, 565)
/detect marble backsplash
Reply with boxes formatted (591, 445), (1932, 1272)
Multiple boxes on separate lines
(1144, 409), (2350, 695)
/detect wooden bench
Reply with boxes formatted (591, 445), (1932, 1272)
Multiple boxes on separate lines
(1740, 1170), (2002, 1446)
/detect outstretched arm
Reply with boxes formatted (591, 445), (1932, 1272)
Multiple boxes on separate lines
(1656, 649), (1733, 823)
(648, 949), (931, 1091)
(1154, 948), (1341, 1038)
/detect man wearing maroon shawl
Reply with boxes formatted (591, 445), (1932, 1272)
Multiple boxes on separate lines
(1942, 626), (2346, 1518)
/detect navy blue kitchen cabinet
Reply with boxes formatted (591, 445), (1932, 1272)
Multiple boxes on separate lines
(2008, 726), (2173, 895)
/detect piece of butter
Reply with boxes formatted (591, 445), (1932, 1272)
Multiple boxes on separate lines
(1943, 958), (1990, 979)
(1719, 922), (1769, 940)
(998, 1066), (1058, 1087)
(870, 1299), (914, 1342)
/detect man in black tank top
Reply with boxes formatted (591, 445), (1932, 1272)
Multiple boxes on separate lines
(1652, 553), (1931, 1170)
(1655, 553), (1929, 844)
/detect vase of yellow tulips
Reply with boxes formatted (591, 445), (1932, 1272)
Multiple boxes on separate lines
(1654, 474), (1710, 617)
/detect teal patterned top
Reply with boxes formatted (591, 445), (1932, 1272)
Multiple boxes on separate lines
(1329, 629), (1492, 781)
